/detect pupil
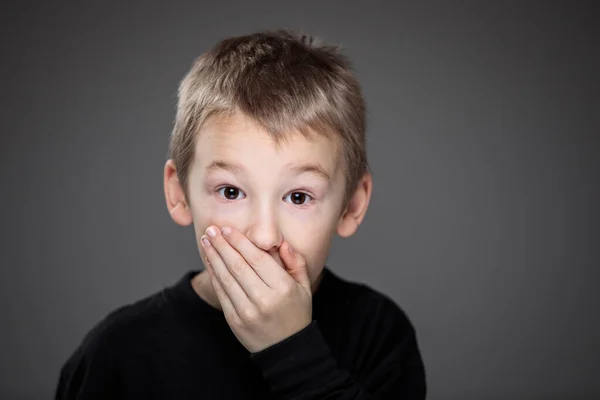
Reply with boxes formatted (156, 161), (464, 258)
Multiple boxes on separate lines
(225, 187), (238, 199)
(292, 193), (305, 204)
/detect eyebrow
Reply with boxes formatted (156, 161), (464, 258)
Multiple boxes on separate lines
(206, 160), (245, 174)
(205, 160), (331, 181)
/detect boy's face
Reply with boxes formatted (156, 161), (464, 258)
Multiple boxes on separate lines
(165, 111), (371, 290)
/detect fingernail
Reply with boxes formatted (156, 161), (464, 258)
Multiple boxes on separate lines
(206, 227), (217, 238)
(221, 226), (231, 236)
(201, 236), (211, 247)
(288, 243), (294, 254)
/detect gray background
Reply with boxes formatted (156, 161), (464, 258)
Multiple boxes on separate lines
(2, 1), (599, 399)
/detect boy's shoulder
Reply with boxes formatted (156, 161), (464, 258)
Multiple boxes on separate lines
(320, 268), (418, 333)
(316, 268), (425, 369)
(72, 286), (171, 355)
(56, 287), (173, 394)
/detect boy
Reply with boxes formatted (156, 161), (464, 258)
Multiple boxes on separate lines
(55, 30), (427, 399)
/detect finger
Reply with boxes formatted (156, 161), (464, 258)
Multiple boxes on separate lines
(279, 241), (311, 291)
(201, 234), (253, 313)
(205, 226), (266, 300)
(205, 262), (240, 322)
(221, 225), (291, 288)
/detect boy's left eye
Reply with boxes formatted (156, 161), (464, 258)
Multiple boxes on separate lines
(283, 192), (312, 205)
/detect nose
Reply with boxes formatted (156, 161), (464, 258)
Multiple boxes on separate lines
(245, 206), (282, 253)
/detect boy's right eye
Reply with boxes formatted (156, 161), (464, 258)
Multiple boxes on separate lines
(217, 186), (246, 201)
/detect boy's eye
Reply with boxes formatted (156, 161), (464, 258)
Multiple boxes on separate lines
(284, 192), (312, 205)
(216, 187), (311, 205)
(217, 186), (246, 200)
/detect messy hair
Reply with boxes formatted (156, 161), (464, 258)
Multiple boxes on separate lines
(167, 29), (369, 209)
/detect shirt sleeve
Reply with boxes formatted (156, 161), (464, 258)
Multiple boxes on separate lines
(250, 320), (427, 399)
(54, 323), (122, 400)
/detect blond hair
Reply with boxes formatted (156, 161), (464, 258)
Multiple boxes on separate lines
(167, 29), (368, 208)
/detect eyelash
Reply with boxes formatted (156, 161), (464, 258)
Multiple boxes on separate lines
(215, 186), (314, 206)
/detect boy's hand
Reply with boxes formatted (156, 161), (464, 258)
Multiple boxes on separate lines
(201, 225), (313, 353)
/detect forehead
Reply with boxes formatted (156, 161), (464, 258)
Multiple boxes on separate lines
(194, 113), (343, 174)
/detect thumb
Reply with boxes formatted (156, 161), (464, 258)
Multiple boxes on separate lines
(280, 241), (311, 292)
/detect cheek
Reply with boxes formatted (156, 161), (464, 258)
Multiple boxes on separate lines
(284, 216), (336, 271)
(191, 197), (246, 233)
(302, 235), (333, 283)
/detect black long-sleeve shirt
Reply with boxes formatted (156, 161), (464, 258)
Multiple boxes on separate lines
(55, 267), (427, 399)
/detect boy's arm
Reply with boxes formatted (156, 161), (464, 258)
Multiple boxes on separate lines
(250, 320), (426, 399)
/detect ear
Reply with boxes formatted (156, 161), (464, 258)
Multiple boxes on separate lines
(164, 159), (193, 226)
(336, 172), (373, 238)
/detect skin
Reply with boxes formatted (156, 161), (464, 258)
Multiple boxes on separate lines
(163, 111), (372, 352)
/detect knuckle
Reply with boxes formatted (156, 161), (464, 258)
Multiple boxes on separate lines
(249, 252), (264, 267)
(229, 312), (243, 327)
(241, 307), (259, 323)
(256, 296), (271, 313)
(231, 259), (246, 275)
(298, 257), (308, 268)
(220, 273), (235, 288)
(279, 284), (294, 297)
